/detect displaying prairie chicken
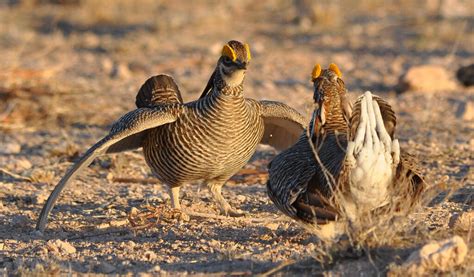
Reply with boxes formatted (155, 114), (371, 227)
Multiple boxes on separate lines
(36, 40), (307, 231)
(266, 64), (425, 241)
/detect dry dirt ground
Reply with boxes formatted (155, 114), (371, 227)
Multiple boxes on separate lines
(0, 1), (473, 275)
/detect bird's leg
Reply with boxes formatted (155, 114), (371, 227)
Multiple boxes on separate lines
(208, 182), (245, 217)
(168, 186), (189, 221)
(169, 186), (181, 209)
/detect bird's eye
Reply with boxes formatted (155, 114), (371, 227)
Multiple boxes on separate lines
(223, 56), (232, 64)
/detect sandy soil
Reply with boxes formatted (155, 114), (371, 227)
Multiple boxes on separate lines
(0, 1), (472, 275)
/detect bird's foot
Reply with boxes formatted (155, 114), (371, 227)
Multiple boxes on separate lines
(208, 182), (247, 217)
(170, 208), (190, 221)
(128, 205), (190, 227)
(221, 207), (247, 217)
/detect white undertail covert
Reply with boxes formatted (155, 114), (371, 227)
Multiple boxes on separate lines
(345, 91), (400, 219)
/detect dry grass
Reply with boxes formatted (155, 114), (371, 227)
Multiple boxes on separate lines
(298, 99), (472, 275)
(0, 0), (472, 275)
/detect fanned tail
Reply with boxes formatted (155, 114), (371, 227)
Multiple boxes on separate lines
(136, 74), (183, 107)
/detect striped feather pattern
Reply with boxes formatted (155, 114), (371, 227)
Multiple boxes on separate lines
(267, 67), (351, 225)
(143, 83), (264, 186)
(35, 40), (308, 231)
(267, 66), (426, 237)
(136, 74), (183, 107)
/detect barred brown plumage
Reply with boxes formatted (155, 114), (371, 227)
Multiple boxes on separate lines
(36, 40), (307, 231)
(266, 64), (426, 241)
(136, 74), (183, 107)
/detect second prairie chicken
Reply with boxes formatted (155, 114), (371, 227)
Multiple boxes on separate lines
(266, 64), (425, 241)
(36, 40), (307, 231)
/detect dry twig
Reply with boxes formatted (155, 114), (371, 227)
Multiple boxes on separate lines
(257, 259), (296, 277)
(0, 168), (31, 182)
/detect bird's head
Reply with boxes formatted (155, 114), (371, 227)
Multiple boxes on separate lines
(217, 40), (251, 87)
(309, 63), (347, 137)
(311, 63), (345, 104)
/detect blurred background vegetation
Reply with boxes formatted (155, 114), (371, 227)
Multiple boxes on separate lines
(0, 0), (472, 127)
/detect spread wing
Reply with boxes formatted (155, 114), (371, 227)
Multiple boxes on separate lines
(109, 74), (184, 153)
(36, 105), (184, 231)
(259, 100), (308, 151)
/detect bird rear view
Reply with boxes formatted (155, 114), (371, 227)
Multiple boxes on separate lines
(36, 40), (307, 232)
(266, 64), (425, 241)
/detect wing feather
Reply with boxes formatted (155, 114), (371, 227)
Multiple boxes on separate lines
(259, 100), (308, 151)
(36, 106), (183, 231)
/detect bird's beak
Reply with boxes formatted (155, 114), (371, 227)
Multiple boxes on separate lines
(236, 61), (247, 70)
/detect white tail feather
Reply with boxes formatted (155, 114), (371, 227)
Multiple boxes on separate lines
(345, 91), (400, 220)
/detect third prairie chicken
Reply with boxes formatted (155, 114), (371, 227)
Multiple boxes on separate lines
(36, 40), (307, 231)
(266, 64), (425, 241)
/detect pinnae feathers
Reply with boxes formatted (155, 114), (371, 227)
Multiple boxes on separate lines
(227, 40), (251, 62)
(136, 74), (183, 108)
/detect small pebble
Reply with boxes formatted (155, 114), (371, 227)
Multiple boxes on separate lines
(46, 239), (76, 254)
(144, 250), (157, 261)
(3, 142), (21, 154)
(265, 222), (280, 231)
(236, 195), (246, 202)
